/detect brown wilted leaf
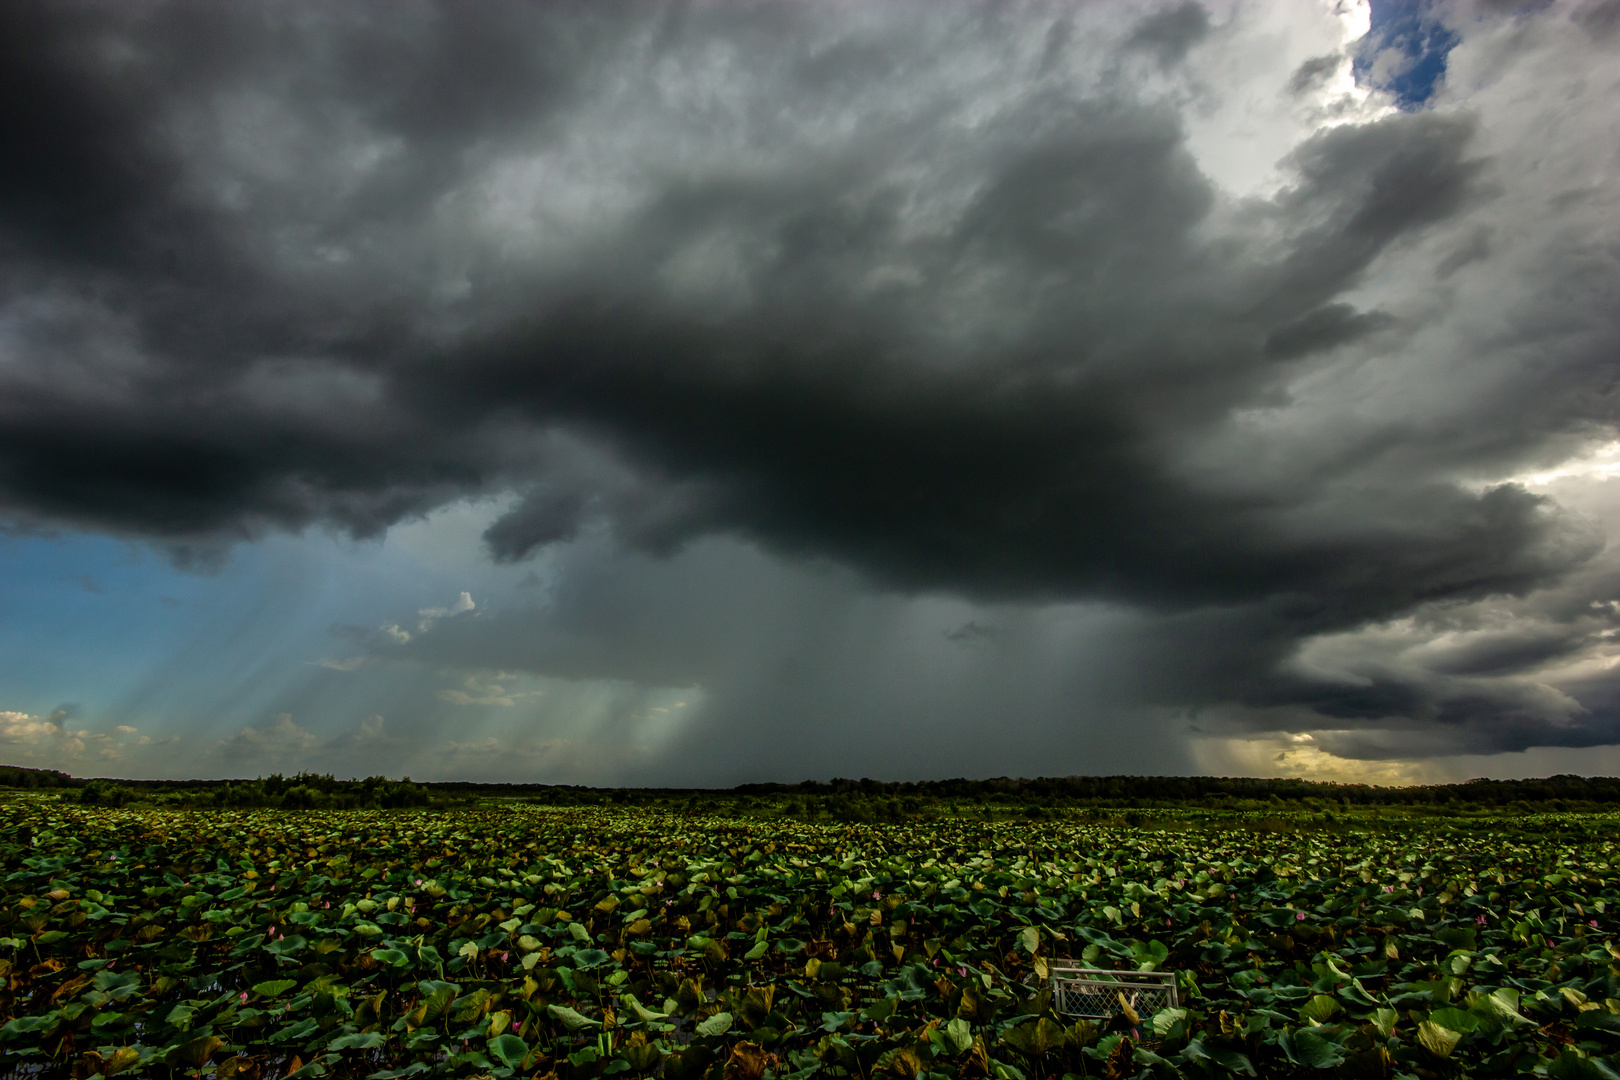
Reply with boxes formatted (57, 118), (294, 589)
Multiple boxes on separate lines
(723, 1041), (777, 1080)
(101, 1048), (141, 1076)
(966, 1034), (992, 1077)
(171, 1035), (224, 1069)
(1104, 1035), (1135, 1080)
(874, 1045), (926, 1077)
(52, 973), (92, 1003)
(216, 1056), (263, 1080)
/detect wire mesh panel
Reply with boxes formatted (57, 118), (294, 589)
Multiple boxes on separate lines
(1048, 964), (1178, 1021)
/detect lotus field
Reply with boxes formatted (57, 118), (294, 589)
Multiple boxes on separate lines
(3, 799), (1620, 1079)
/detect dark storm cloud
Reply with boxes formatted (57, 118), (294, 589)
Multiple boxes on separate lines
(3, 0), (1619, 770)
(1574, 0), (1620, 38)
(0, 4), (183, 268)
(1263, 303), (1394, 360)
(1126, 2), (1213, 66)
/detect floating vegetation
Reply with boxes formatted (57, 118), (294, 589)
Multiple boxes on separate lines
(1, 798), (1618, 1077)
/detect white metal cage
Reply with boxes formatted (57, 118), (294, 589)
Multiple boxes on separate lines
(1047, 964), (1178, 1021)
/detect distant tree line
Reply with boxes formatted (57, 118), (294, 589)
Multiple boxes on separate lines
(0, 765), (81, 789)
(7, 763), (1620, 812)
(732, 774), (1620, 809)
(74, 772), (438, 810)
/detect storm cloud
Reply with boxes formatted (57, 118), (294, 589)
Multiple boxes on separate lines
(2, 0), (1619, 781)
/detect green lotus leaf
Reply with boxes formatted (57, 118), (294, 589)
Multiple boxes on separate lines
(1417, 1019), (1463, 1059)
(93, 969), (141, 1001)
(1, 1014), (58, 1040)
(271, 1017), (322, 1043)
(943, 1017), (974, 1055)
(252, 979), (298, 998)
(1299, 994), (1340, 1024)
(1429, 1007), (1480, 1034)
(1281, 1028), (1346, 1070)
(328, 1031), (387, 1050)
(487, 1033), (529, 1069)
(622, 993), (669, 1023)
(547, 1004), (600, 1031)
(1152, 1007), (1189, 1037)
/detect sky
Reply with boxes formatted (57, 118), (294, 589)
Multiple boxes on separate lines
(2, 0), (1619, 787)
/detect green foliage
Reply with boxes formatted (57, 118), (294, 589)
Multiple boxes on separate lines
(0, 764), (82, 790)
(25, 765), (1620, 817)
(1, 796), (1619, 1079)
(74, 772), (440, 810)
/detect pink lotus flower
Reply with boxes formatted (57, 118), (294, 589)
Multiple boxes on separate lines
(1592, 919), (1600, 928)
(1295, 912), (1305, 921)
(1382, 886), (1394, 893)
(872, 891), (881, 900)
(239, 991), (249, 1003)
(1476, 915), (1487, 925)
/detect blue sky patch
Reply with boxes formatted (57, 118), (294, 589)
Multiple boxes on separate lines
(1355, 0), (1462, 110)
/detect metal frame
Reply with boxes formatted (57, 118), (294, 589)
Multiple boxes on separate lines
(1047, 963), (1178, 1021)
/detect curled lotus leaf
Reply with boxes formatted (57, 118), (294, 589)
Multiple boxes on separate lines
(548, 1004), (600, 1031)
